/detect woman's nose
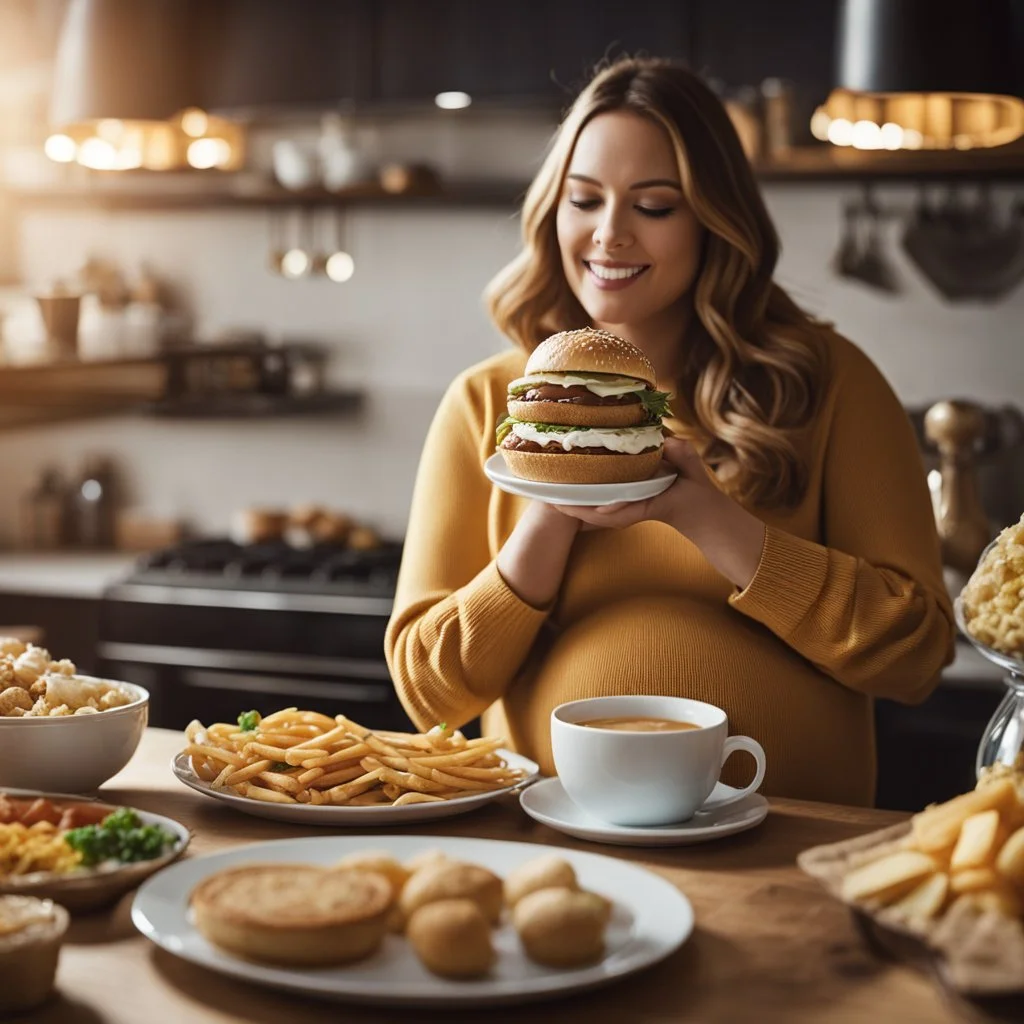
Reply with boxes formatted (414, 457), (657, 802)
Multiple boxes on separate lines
(592, 205), (631, 251)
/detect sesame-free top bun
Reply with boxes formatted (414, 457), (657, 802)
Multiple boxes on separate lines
(525, 328), (657, 387)
(506, 397), (645, 428)
(503, 448), (663, 485)
(190, 863), (393, 966)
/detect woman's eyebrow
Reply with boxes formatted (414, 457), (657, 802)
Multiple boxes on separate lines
(566, 173), (682, 191)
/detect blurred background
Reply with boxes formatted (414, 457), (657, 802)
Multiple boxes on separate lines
(0, 0), (1022, 809)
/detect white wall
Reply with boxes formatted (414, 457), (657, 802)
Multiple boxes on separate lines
(0, 168), (1021, 546)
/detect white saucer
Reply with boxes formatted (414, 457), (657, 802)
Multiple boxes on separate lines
(519, 777), (769, 847)
(484, 452), (676, 507)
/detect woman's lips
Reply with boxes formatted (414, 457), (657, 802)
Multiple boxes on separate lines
(584, 261), (650, 291)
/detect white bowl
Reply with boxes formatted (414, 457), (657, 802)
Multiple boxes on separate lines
(0, 678), (149, 792)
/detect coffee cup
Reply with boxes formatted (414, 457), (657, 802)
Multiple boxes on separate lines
(551, 695), (766, 827)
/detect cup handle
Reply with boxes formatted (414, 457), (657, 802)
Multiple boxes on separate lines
(702, 735), (766, 812)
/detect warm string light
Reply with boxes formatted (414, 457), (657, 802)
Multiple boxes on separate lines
(43, 109), (244, 171)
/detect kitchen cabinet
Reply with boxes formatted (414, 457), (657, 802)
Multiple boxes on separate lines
(201, 0), (373, 113)
(369, 0), (694, 106)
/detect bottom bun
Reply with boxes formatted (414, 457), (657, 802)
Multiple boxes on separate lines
(502, 447), (662, 485)
(190, 863), (393, 967)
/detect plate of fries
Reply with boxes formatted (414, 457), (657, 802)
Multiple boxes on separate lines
(172, 709), (540, 824)
(798, 758), (1024, 994)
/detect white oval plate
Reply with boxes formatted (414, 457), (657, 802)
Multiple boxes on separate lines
(131, 833), (693, 1008)
(520, 777), (769, 847)
(484, 452), (676, 506)
(171, 750), (539, 825)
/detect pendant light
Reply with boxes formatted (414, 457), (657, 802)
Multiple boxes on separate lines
(46, 0), (243, 171)
(812, 0), (1024, 151)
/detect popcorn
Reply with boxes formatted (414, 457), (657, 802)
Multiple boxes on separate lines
(961, 514), (1024, 660)
(0, 639), (134, 718)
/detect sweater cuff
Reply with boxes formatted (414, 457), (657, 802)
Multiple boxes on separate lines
(728, 525), (830, 638)
(457, 561), (551, 663)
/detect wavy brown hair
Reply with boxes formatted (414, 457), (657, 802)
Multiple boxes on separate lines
(484, 57), (829, 508)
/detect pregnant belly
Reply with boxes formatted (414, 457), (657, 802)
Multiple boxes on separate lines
(503, 596), (873, 800)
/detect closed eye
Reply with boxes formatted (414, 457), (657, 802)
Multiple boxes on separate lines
(568, 198), (675, 219)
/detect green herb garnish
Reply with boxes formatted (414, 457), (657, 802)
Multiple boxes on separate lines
(639, 389), (672, 423)
(271, 761), (291, 772)
(237, 710), (261, 733)
(64, 808), (176, 867)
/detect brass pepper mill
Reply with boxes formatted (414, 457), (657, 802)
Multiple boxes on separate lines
(923, 399), (991, 579)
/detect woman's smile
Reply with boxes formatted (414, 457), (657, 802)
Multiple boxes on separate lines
(584, 259), (651, 289)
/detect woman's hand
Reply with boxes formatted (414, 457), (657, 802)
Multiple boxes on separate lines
(552, 436), (767, 590)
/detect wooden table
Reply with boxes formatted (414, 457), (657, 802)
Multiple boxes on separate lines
(13, 729), (991, 1024)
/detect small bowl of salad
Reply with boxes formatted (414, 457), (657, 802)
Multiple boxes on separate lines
(0, 790), (189, 912)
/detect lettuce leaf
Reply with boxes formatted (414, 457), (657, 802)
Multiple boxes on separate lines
(639, 389), (672, 423)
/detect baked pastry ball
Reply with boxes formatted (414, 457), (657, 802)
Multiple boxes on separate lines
(406, 898), (495, 978)
(334, 851), (411, 898)
(513, 887), (611, 967)
(504, 854), (578, 909)
(190, 863), (393, 966)
(400, 860), (504, 924)
(404, 848), (449, 874)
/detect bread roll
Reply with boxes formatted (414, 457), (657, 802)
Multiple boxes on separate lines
(406, 899), (495, 978)
(512, 887), (611, 967)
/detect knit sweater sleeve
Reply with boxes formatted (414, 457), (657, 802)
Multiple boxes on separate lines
(729, 340), (955, 702)
(384, 369), (551, 732)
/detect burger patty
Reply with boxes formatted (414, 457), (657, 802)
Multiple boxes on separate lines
(501, 437), (660, 455)
(515, 384), (641, 405)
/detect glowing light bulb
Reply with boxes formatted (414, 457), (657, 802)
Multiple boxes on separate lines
(325, 252), (355, 282)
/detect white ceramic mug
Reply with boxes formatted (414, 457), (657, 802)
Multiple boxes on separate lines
(551, 695), (767, 827)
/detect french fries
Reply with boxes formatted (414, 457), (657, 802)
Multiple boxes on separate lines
(182, 709), (526, 808)
(839, 755), (1024, 928)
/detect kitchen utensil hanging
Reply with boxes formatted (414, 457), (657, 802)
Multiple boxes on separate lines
(322, 208), (355, 283)
(902, 185), (1024, 301)
(268, 208), (312, 280)
(831, 186), (901, 294)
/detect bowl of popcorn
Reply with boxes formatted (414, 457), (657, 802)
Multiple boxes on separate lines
(0, 639), (148, 792)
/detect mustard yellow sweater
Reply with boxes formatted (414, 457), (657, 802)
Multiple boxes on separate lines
(385, 333), (956, 806)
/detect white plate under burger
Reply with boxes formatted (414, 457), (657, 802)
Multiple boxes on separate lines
(484, 452), (676, 507)
(131, 833), (694, 1008)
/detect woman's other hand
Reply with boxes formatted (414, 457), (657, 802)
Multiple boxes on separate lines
(552, 436), (767, 590)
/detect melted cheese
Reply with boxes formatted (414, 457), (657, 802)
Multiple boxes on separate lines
(511, 423), (663, 454)
(508, 373), (645, 398)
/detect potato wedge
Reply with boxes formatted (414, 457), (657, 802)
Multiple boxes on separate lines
(949, 867), (1000, 894)
(911, 779), (1016, 853)
(840, 851), (938, 905)
(995, 825), (1024, 886)
(950, 809), (1003, 870)
(886, 871), (949, 922)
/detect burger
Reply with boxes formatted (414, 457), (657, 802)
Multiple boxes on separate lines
(496, 328), (672, 485)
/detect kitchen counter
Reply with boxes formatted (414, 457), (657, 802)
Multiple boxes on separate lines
(0, 552), (136, 599)
(21, 728), (989, 1024)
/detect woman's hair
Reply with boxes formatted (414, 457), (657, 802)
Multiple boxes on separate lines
(484, 57), (829, 509)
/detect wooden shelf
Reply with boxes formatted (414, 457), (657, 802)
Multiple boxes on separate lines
(0, 351), (364, 426)
(11, 180), (529, 211)
(753, 144), (1024, 182)
(9, 145), (1024, 213)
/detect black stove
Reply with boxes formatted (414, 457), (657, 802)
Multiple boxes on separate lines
(97, 539), (410, 731)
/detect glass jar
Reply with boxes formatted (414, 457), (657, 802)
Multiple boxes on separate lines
(954, 595), (1024, 777)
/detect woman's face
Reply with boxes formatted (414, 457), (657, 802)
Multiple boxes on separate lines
(556, 111), (703, 335)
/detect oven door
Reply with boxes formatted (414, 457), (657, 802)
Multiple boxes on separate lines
(98, 644), (412, 732)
